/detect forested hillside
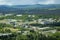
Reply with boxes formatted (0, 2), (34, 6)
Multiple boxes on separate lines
(0, 4), (60, 14)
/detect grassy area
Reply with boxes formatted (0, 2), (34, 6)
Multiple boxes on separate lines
(3, 27), (19, 32)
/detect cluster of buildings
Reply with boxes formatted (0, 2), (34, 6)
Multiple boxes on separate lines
(37, 18), (56, 24)
(0, 14), (60, 37)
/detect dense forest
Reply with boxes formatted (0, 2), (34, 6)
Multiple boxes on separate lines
(0, 4), (60, 14)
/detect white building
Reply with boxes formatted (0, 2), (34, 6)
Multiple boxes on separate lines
(16, 14), (22, 16)
(5, 14), (13, 16)
(28, 15), (35, 17)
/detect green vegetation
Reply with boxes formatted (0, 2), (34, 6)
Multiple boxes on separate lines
(0, 14), (60, 40)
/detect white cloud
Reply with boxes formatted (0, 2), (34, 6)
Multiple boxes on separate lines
(0, 0), (5, 5)
(0, 0), (59, 5)
(38, 0), (55, 4)
(0, 0), (13, 5)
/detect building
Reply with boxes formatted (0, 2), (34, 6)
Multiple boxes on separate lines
(16, 14), (22, 16)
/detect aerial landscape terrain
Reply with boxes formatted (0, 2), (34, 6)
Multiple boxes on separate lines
(0, 0), (60, 40)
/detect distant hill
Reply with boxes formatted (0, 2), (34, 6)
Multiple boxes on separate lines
(0, 4), (60, 14)
(11, 4), (60, 8)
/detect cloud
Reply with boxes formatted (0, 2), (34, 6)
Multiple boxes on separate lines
(38, 0), (55, 4)
(0, 0), (59, 5)
(0, 0), (13, 5)
(55, 0), (60, 4)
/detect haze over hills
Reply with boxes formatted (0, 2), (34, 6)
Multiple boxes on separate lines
(11, 4), (60, 8)
(0, 4), (60, 14)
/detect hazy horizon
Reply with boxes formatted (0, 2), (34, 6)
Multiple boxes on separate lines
(0, 0), (60, 5)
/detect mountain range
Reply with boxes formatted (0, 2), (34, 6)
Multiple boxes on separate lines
(0, 4), (60, 14)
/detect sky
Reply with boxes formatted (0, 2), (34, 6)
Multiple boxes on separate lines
(0, 0), (60, 5)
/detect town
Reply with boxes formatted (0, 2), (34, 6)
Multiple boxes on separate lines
(0, 14), (60, 40)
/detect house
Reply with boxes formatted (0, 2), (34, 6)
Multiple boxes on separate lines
(32, 15), (35, 17)
(21, 31), (30, 35)
(37, 27), (50, 30)
(28, 15), (31, 17)
(28, 15), (35, 17)
(5, 14), (13, 16)
(16, 14), (22, 16)
(7, 19), (17, 22)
